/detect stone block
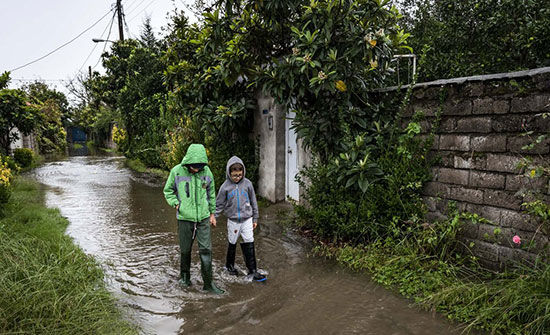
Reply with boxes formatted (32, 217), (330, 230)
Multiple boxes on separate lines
(478, 223), (500, 242)
(442, 100), (472, 116)
(449, 187), (484, 204)
(425, 211), (447, 222)
(424, 87), (444, 100)
(454, 154), (487, 170)
(438, 168), (469, 185)
(469, 171), (506, 189)
(486, 153), (522, 173)
(471, 135), (507, 152)
(466, 204), (502, 224)
(422, 182), (450, 197)
(473, 98), (510, 115)
(402, 105), (415, 117)
(505, 174), (549, 193)
(439, 118), (456, 132)
(456, 117), (492, 133)
(422, 196), (437, 212)
(440, 135), (470, 151)
(507, 135), (550, 155)
(500, 209), (539, 231)
(498, 247), (537, 268)
(465, 83), (485, 97)
(459, 222), (479, 239)
(483, 189), (523, 210)
(535, 73), (550, 91)
(419, 120), (432, 133)
(471, 240), (500, 262)
(413, 102), (439, 117)
(491, 115), (526, 132)
(510, 95), (550, 113)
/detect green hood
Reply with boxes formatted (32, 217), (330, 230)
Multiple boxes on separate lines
(181, 144), (209, 165)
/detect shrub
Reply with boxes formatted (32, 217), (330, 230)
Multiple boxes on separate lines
(13, 148), (34, 168)
(0, 161), (13, 206)
(296, 118), (435, 244)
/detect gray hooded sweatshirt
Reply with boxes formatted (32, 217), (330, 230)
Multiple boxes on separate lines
(215, 156), (259, 222)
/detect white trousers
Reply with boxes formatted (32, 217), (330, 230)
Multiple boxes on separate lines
(227, 217), (254, 244)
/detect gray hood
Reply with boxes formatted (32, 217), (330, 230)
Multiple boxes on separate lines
(215, 155), (259, 221)
(226, 156), (246, 183)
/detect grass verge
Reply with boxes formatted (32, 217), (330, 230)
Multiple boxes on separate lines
(0, 177), (138, 335)
(125, 158), (169, 180)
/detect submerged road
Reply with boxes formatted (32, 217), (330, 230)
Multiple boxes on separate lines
(31, 156), (468, 334)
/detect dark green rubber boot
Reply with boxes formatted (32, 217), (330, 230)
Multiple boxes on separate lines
(179, 251), (192, 287)
(200, 248), (225, 294)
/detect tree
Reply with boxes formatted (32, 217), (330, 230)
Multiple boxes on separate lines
(0, 73), (40, 155)
(23, 82), (69, 154)
(400, 0), (550, 82)
(85, 21), (168, 165)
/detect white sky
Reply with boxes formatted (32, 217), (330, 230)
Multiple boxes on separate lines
(0, 0), (197, 99)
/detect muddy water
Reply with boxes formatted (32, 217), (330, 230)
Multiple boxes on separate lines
(31, 156), (468, 335)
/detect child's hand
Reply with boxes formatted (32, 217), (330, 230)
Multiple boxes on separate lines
(253, 221), (257, 229)
(210, 214), (217, 227)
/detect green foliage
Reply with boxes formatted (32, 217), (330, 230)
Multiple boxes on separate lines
(13, 148), (34, 168)
(259, 0), (407, 161)
(0, 178), (137, 334)
(85, 21), (168, 165)
(296, 115), (434, 243)
(401, 0), (550, 82)
(0, 76), (40, 155)
(427, 261), (550, 335)
(18, 82), (69, 155)
(0, 156), (15, 209)
(206, 135), (259, 191)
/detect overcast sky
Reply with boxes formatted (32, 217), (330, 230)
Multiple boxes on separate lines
(0, 0), (196, 98)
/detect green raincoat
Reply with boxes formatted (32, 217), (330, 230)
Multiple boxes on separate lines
(163, 144), (216, 222)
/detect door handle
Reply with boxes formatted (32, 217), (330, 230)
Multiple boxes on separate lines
(287, 146), (292, 154)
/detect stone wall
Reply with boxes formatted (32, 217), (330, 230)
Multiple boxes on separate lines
(388, 68), (550, 269)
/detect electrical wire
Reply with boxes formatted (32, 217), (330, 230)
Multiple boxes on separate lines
(128, 0), (159, 23)
(11, 78), (70, 82)
(92, 10), (117, 70)
(123, 0), (140, 13)
(9, 8), (115, 72)
(126, 0), (149, 16)
(78, 10), (118, 74)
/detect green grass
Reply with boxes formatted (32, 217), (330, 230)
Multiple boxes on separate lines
(313, 240), (550, 334)
(125, 158), (169, 179)
(0, 178), (138, 335)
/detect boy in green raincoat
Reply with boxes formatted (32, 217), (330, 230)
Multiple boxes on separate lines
(163, 144), (224, 294)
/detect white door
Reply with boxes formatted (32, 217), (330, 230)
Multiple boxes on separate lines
(286, 111), (300, 201)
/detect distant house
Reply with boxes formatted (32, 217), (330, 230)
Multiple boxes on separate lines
(9, 128), (37, 153)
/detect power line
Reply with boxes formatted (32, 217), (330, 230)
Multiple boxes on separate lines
(128, 0), (159, 23)
(92, 11), (117, 70)
(11, 78), (70, 82)
(126, 0), (149, 16)
(9, 8), (115, 72)
(78, 10), (118, 74)
(123, 0), (140, 12)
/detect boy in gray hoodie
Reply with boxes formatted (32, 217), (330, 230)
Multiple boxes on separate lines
(215, 156), (266, 281)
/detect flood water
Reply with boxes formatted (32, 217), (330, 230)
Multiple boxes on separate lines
(30, 156), (469, 334)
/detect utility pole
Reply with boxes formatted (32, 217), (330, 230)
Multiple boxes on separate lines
(88, 66), (92, 79)
(116, 0), (124, 41)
